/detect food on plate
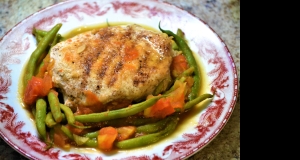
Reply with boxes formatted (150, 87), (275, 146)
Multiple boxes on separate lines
(21, 22), (213, 152)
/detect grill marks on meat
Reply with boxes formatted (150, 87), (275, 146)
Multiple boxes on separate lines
(49, 24), (173, 112)
(110, 61), (123, 86)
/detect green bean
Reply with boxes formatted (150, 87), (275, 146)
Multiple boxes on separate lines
(58, 36), (66, 42)
(84, 139), (98, 147)
(35, 33), (61, 76)
(163, 77), (186, 95)
(153, 77), (172, 96)
(33, 28), (43, 44)
(45, 112), (67, 128)
(59, 104), (75, 125)
(153, 80), (166, 96)
(36, 33), (61, 76)
(115, 116), (178, 149)
(61, 113), (67, 123)
(24, 23), (62, 86)
(73, 134), (89, 145)
(159, 22), (200, 100)
(35, 98), (47, 141)
(34, 29), (48, 37)
(36, 34), (43, 44)
(60, 103), (90, 129)
(60, 125), (74, 140)
(36, 33), (59, 74)
(32, 28), (38, 36)
(45, 112), (57, 128)
(44, 127), (54, 150)
(83, 131), (99, 139)
(75, 95), (165, 123)
(128, 117), (160, 126)
(120, 117), (160, 126)
(34, 28), (62, 47)
(48, 90), (63, 123)
(136, 116), (170, 134)
(35, 28), (66, 42)
(51, 34), (61, 48)
(177, 28), (185, 39)
(176, 66), (194, 80)
(183, 93), (214, 110)
(86, 116), (160, 128)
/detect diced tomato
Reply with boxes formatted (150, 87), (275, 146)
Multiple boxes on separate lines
(53, 125), (71, 151)
(168, 80), (187, 111)
(144, 98), (175, 119)
(41, 73), (53, 96)
(97, 126), (118, 151)
(23, 73), (53, 105)
(116, 126), (136, 141)
(23, 76), (43, 105)
(171, 54), (189, 78)
(144, 80), (187, 118)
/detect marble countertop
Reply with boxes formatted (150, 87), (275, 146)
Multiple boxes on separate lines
(0, 0), (240, 159)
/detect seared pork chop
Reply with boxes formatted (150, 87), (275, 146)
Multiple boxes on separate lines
(49, 24), (173, 113)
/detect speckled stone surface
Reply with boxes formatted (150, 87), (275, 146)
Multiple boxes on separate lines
(0, 0), (240, 159)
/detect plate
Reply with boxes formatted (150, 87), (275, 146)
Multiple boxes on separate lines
(0, 0), (238, 159)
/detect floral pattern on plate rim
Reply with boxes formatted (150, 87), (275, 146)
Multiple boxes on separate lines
(0, 0), (238, 159)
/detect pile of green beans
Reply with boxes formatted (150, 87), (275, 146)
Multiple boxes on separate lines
(24, 24), (78, 149)
(75, 95), (166, 123)
(136, 116), (172, 134)
(25, 23), (214, 151)
(24, 23), (62, 86)
(115, 116), (179, 149)
(159, 22), (201, 101)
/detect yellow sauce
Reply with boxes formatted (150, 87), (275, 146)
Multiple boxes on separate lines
(18, 59), (35, 121)
(63, 22), (159, 39)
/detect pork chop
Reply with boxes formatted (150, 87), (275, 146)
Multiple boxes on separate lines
(49, 24), (173, 113)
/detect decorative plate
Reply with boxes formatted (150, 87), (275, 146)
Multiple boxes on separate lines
(0, 0), (238, 159)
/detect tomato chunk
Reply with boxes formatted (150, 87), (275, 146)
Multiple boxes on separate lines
(53, 125), (71, 151)
(171, 54), (189, 78)
(97, 126), (118, 151)
(41, 73), (53, 96)
(144, 98), (175, 119)
(144, 80), (187, 118)
(23, 76), (43, 105)
(168, 80), (187, 111)
(23, 74), (52, 106)
(117, 126), (136, 141)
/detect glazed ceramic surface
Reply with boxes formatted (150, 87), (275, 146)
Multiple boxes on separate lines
(0, 0), (238, 159)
